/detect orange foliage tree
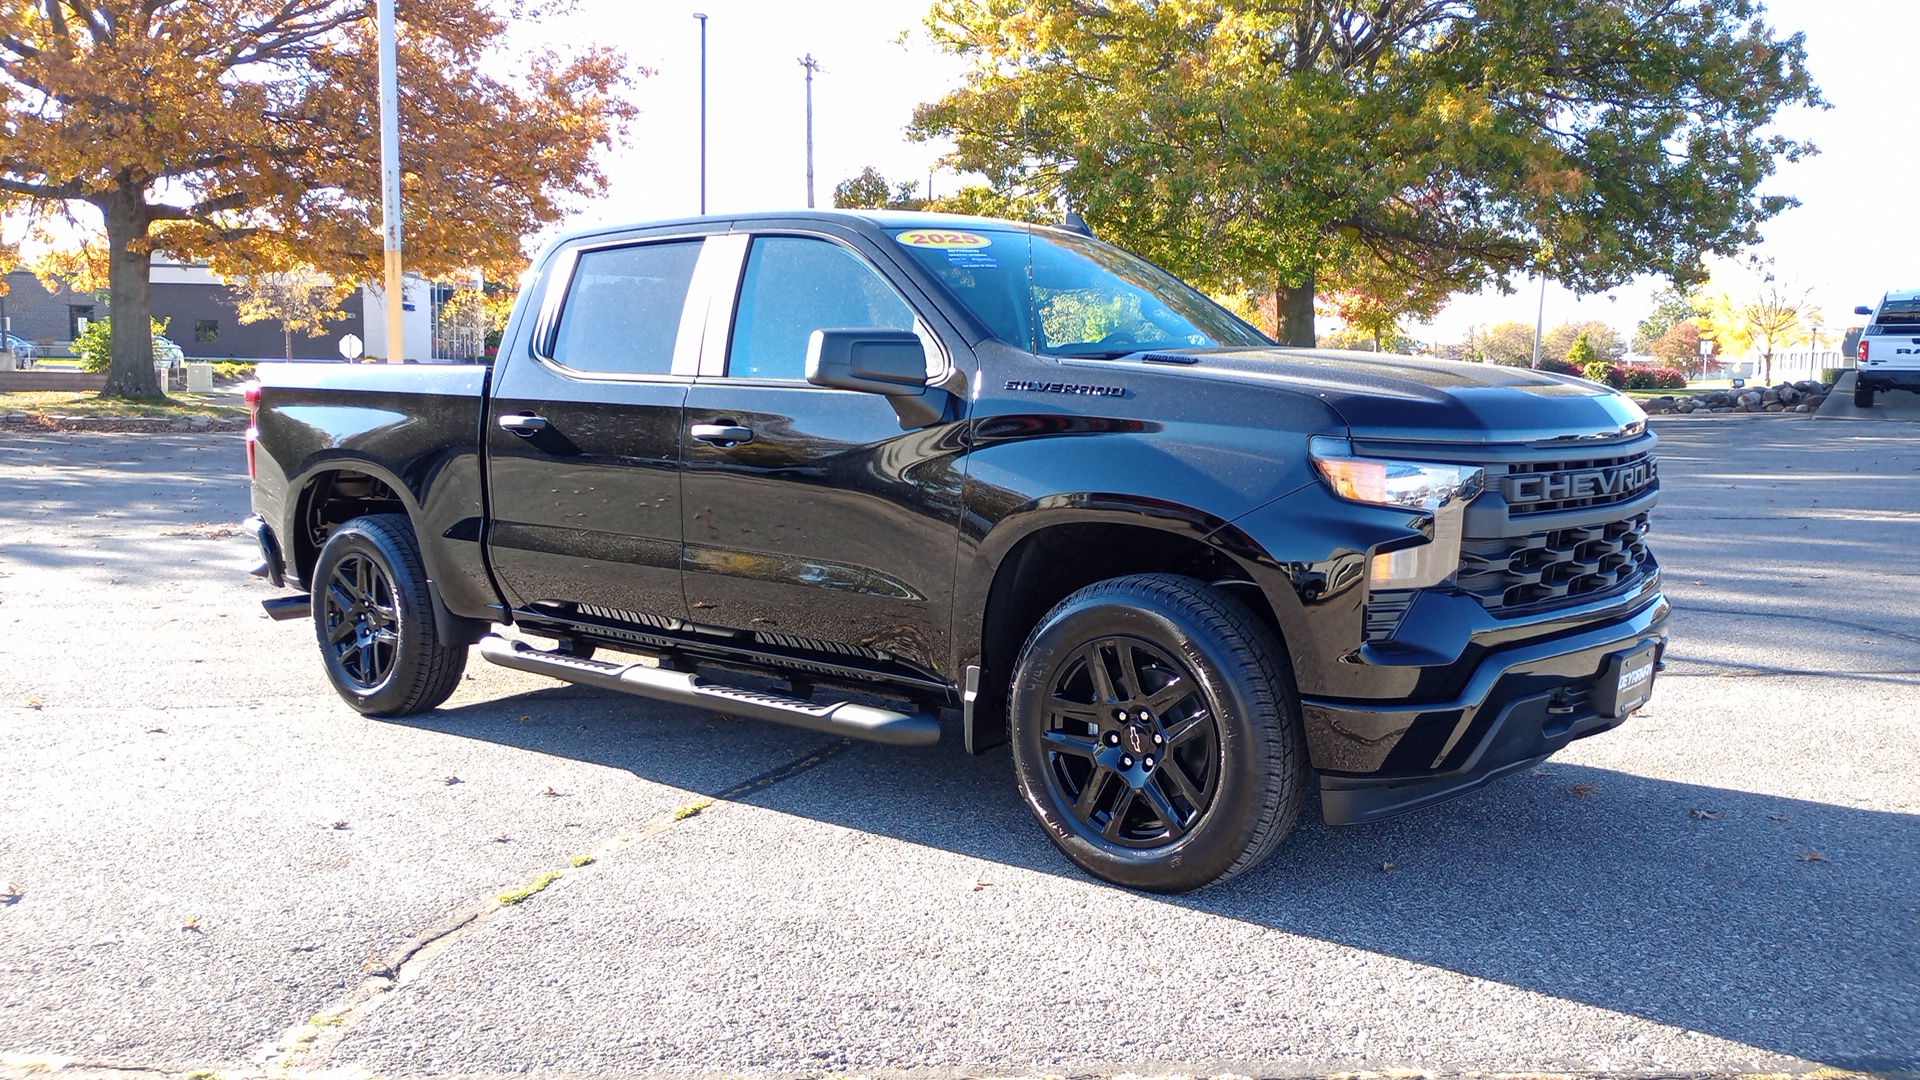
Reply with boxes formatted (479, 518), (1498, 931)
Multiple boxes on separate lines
(1, 1), (634, 396)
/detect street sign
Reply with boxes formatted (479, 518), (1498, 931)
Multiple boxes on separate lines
(339, 333), (364, 361)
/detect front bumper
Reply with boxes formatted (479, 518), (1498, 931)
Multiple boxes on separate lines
(1306, 593), (1669, 826)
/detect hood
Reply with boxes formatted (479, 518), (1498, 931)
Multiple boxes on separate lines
(1120, 347), (1648, 445)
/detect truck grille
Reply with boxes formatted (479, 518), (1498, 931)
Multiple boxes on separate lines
(1498, 449), (1657, 517)
(1456, 512), (1655, 613)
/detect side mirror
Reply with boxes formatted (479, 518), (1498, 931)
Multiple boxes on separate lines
(807, 328), (927, 394)
(1855, 305), (1875, 316)
(806, 328), (947, 429)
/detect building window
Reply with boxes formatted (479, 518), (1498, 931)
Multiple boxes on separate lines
(195, 319), (220, 342)
(68, 305), (96, 338)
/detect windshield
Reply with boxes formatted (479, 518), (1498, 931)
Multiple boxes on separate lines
(888, 226), (1270, 356)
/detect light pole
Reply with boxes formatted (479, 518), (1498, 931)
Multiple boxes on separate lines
(694, 13), (707, 215)
(799, 53), (823, 208)
(1531, 271), (1547, 369)
(376, 0), (405, 363)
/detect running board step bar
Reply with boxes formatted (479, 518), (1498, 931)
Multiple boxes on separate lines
(477, 635), (940, 747)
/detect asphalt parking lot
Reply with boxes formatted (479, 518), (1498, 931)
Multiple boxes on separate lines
(1, 416), (1916, 1079)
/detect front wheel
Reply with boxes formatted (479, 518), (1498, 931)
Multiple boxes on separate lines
(1009, 574), (1307, 892)
(312, 514), (468, 717)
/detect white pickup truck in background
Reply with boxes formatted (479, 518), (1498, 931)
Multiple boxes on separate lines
(1853, 290), (1920, 406)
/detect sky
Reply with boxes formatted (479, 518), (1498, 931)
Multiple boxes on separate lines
(532, 0), (1916, 350)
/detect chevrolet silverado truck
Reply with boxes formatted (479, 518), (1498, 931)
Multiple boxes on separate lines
(244, 211), (1666, 892)
(1852, 290), (1920, 407)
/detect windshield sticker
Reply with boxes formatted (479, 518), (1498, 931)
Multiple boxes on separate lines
(896, 229), (992, 250)
(946, 249), (997, 268)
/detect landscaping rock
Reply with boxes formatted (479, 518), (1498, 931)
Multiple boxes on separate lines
(169, 417), (191, 431)
(189, 414), (214, 431)
(3, 412), (27, 423)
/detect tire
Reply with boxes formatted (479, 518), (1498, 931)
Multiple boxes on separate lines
(1855, 385), (1875, 408)
(1008, 574), (1307, 892)
(312, 514), (468, 717)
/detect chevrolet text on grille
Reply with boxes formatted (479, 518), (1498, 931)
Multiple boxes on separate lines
(1504, 461), (1658, 504)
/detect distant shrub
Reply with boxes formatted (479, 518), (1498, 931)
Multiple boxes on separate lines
(1820, 367), (1848, 385)
(210, 362), (257, 383)
(1536, 357), (1582, 376)
(72, 316), (174, 373)
(1583, 359), (1625, 387)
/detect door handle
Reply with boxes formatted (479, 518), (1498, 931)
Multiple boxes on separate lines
(497, 413), (549, 436)
(691, 423), (754, 446)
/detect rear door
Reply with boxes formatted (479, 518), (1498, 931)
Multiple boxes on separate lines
(484, 231), (728, 623)
(679, 226), (972, 681)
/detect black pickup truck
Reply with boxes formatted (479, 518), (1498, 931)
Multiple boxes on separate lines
(245, 210), (1666, 892)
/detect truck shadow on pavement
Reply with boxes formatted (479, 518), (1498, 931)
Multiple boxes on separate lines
(417, 686), (1916, 1074)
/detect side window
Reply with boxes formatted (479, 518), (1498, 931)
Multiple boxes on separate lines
(551, 241), (702, 376)
(726, 236), (915, 380)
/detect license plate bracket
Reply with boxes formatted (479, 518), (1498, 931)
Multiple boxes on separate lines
(1592, 641), (1659, 718)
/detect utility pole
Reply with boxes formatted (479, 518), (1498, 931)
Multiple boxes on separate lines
(376, 0), (405, 363)
(1531, 271), (1547, 369)
(694, 13), (708, 215)
(799, 53), (823, 208)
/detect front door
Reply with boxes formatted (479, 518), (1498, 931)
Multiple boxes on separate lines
(485, 235), (711, 623)
(680, 231), (970, 680)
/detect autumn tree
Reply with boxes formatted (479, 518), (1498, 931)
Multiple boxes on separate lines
(0, 1), (634, 397)
(910, 1), (1821, 346)
(1702, 263), (1813, 385)
(230, 268), (351, 360)
(1650, 320), (1709, 376)
(1480, 320), (1540, 367)
(1543, 321), (1625, 364)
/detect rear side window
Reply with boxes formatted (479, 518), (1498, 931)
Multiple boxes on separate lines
(726, 236), (915, 380)
(1872, 296), (1920, 333)
(551, 241), (703, 376)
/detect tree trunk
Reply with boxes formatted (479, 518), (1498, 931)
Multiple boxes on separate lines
(98, 189), (161, 399)
(1273, 269), (1316, 347)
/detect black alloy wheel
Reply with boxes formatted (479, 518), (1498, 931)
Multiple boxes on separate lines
(311, 514), (467, 717)
(1009, 574), (1307, 893)
(322, 551), (400, 691)
(1040, 636), (1221, 847)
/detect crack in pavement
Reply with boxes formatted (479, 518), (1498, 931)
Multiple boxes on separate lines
(1661, 655), (1920, 685)
(245, 737), (858, 1078)
(1668, 603), (1920, 646)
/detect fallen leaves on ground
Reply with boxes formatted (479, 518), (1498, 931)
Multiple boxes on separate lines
(1380, 861), (1396, 872)
(330, 821), (349, 830)
(1689, 809), (1726, 820)
(1568, 784), (1598, 798)
(1800, 852), (1829, 863)
(540, 786), (569, 798)
(442, 775), (462, 785)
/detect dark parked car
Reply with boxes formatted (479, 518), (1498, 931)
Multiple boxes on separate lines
(243, 211), (1666, 891)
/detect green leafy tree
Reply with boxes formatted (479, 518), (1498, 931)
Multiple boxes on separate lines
(832, 167), (927, 210)
(73, 315), (169, 373)
(910, 1), (1821, 346)
(1568, 330), (1599, 369)
(1634, 286), (1702, 353)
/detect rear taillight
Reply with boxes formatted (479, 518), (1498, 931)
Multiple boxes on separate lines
(1859, 339), (1869, 365)
(245, 384), (261, 478)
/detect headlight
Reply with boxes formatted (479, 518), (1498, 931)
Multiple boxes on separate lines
(1309, 437), (1484, 590)
(1307, 436), (1484, 510)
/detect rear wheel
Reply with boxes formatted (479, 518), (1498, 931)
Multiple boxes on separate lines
(1009, 574), (1307, 892)
(1855, 384), (1876, 408)
(312, 514), (467, 717)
